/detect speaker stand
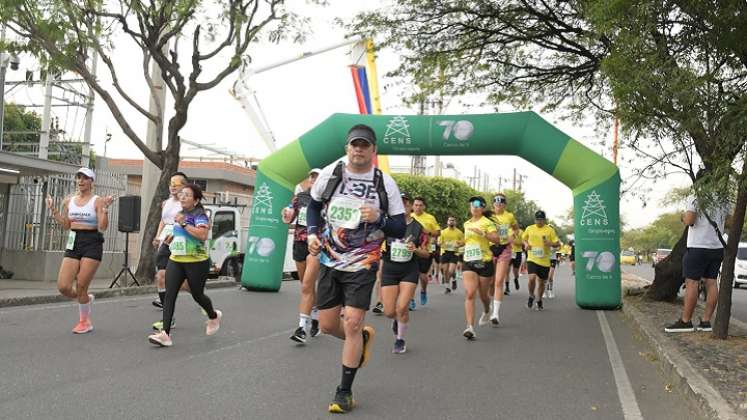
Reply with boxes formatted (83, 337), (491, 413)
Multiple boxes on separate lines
(110, 231), (140, 288)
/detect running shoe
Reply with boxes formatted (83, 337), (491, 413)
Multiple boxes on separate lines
(72, 319), (93, 334)
(478, 312), (491, 327)
(463, 325), (476, 340)
(152, 298), (163, 309)
(527, 296), (534, 309)
(490, 316), (500, 327)
(697, 319), (712, 332)
(205, 310), (222, 336)
(359, 326), (375, 367)
(152, 318), (175, 331)
(392, 319), (398, 337)
(504, 287), (510, 296)
(328, 387), (355, 413)
(664, 319), (695, 333)
(542, 290), (548, 299)
(290, 326), (307, 344)
(372, 302), (384, 315)
(392, 339), (407, 354)
(420, 290), (428, 306)
(537, 300), (544, 311)
(409, 299), (416, 311)
(310, 319), (321, 337)
(444, 287), (452, 294)
(548, 290), (555, 299)
(514, 278), (520, 290)
(148, 330), (173, 347)
(452, 279), (457, 290)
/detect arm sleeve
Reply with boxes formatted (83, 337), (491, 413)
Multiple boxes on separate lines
(306, 199), (323, 235)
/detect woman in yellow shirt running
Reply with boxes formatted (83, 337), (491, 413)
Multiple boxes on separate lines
(487, 193), (520, 326)
(461, 196), (500, 340)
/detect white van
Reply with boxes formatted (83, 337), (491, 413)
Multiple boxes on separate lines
(734, 242), (747, 288)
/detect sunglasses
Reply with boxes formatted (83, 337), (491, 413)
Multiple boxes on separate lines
(470, 200), (485, 208)
(493, 197), (506, 204)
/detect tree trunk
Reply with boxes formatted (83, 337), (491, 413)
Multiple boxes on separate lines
(713, 163), (747, 339)
(646, 227), (687, 301)
(133, 149), (180, 283)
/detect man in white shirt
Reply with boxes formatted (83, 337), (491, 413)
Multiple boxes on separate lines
(665, 196), (729, 333)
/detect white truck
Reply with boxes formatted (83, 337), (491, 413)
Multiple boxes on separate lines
(204, 205), (297, 280)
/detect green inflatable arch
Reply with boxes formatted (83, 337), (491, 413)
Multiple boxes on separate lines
(241, 112), (621, 310)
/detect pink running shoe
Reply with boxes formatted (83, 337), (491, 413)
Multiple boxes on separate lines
(148, 330), (173, 347)
(72, 319), (93, 334)
(206, 310), (222, 336)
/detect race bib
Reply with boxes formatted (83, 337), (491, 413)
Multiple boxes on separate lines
(170, 236), (187, 256)
(297, 207), (308, 227)
(464, 243), (483, 262)
(327, 197), (363, 229)
(531, 247), (545, 259)
(498, 224), (509, 240)
(66, 231), (76, 250)
(444, 241), (456, 252)
(390, 241), (413, 263)
(158, 224), (174, 241)
(430, 242), (436, 252)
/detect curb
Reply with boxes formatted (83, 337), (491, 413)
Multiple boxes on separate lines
(0, 278), (239, 308)
(622, 298), (743, 420)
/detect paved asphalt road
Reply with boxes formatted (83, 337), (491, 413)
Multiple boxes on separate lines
(622, 264), (747, 325)
(1, 264), (693, 419)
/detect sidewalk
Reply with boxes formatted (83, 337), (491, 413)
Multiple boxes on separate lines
(621, 273), (747, 419)
(0, 277), (239, 308)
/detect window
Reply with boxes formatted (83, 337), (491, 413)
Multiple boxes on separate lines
(737, 246), (747, 260)
(191, 178), (208, 191)
(212, 211), (235, 239)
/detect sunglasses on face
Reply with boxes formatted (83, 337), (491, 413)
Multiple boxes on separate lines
(493, 197), (506, 204)
(470, 200), (485, 208)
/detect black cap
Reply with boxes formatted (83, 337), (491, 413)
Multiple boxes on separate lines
(534, 210), (546, 220)
(346, 125), (376, 145)
(469, 195), (487, 208)
(401, 192), (411, 201)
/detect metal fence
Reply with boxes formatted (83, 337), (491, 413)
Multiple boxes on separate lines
(3, 171), (128, 252)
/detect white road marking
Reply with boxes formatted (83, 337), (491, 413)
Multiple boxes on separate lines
(597, 310), (644, 420)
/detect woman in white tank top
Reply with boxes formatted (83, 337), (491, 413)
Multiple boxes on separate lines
(45, 168), (114, 334)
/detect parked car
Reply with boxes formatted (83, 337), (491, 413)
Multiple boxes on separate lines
(652, 248), (672, 267)
(620, 250), (637, 265)
(734, 242), (747, 289)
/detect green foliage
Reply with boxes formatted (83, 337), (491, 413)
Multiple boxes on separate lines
(392, 173), (477, 227)
(2, 103), (40, 144)
(621, 213), (684, 254)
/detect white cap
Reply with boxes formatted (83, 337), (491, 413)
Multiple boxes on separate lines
(76, 167), (95, 181)
(309, 168), (321, 175)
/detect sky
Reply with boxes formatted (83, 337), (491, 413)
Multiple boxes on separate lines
(3, 0), (691, 229)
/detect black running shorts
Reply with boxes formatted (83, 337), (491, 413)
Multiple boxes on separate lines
(316, 265), (377, 310)
(511, 252), (522, 269)
(441, 251), (459, 265)
(550, 259), (558, 268)
(64, 230), (104, 261)
(527, 262), (550, 280)
(463, 260), (495, 278)
(416, 255), (433, 274)
(381, 259), (419, 286)
(292, 240), (310, 263)
(683, 247), (723, 281)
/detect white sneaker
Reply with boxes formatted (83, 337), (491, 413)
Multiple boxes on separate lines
(148, 330), (173, 347)
(490, 315), (500, 327)
(478, 312), (491, 327)
(542, 290), (549, 299)
(463, 326), (476, 340)
(548, 290), (555, 299)
(206, 310), (222, 336)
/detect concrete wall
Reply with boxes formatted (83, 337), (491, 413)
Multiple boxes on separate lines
(0, 250), (126, 282)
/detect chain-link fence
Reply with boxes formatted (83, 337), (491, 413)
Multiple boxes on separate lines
(3, 171), (128, 252)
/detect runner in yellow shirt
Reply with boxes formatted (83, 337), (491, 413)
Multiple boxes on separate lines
(510, 227), (525, 292)
(461, 196), (500, 340)
(487, 193), (520, 326)
(411, 197), (441, 307)
(438, 216), (465, 294)
(522, 210), (561, 311)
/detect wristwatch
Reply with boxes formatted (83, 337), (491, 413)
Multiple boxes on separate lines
(180, 221), (188, 228)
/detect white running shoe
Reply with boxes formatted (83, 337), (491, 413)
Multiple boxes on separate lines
(490, 316), (500, 327)
(148, 330), (173, 347)
(542, 290), (549, 299)
(463, 326), (476, 340)
(206, 310), (222, 336)
(478, 312), (491, 327)
(548, 290), (555, 299)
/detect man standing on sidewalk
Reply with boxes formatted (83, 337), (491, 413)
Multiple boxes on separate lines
(665, 194), (730, 333)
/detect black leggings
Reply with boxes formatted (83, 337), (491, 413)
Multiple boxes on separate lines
(162, 259), (217, 335)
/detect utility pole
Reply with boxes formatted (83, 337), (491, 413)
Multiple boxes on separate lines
(81, 48), (98, 167)
(0, 26), (7, 152)
(38, 71), (53, 160)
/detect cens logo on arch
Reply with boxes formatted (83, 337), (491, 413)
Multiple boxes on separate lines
(579, 190), (608, 226)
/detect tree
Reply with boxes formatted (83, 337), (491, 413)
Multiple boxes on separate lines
(2, 103), (41, 145)
(1, 0), (304, 281)
(392, 174), (477, 226)
(352, 0), (747, 338)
